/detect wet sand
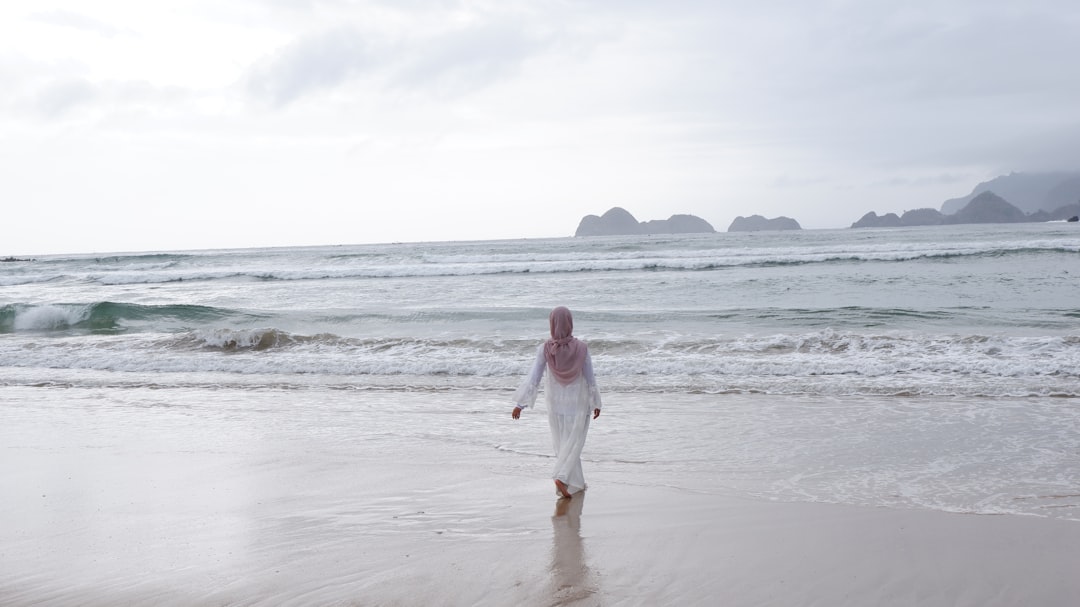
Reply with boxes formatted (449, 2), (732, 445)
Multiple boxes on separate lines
(3, 445), (1079, 605)
(2, 389), (1079, 606)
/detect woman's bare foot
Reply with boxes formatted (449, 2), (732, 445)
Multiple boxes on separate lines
(554, 479), (572, 499)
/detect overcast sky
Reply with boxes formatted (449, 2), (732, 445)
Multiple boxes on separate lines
(3, 0), (1079, 255)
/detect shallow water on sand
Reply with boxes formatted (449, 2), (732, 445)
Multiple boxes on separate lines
(3, 382), (1077, 522)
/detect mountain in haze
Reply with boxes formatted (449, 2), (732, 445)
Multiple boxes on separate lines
(574, 207), (715, 236)
(853, 191), (1080, 228)
(727, 215), (802, 232)
(941, 171), (1080, 215)
(950, 191), (1028, 223)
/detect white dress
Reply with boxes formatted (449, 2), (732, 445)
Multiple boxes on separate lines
(513, 343), (602, 495)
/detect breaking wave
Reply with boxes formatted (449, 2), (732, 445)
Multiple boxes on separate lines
(0, 302), (252, 334)
(7, 240), (1077, 286)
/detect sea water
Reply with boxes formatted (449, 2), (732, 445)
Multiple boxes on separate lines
(2, 223), (1079, 519)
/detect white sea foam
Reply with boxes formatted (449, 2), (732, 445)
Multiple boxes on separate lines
(11, 304), (92, 331)
(0, 329), (1076, 397)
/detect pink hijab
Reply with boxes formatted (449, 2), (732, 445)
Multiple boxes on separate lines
(544, 306), (587, 385)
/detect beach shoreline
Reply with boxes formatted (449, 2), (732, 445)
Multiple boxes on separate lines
(3, 388), (1078, 606)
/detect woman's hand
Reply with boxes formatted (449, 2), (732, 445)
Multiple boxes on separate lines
(512, 406), (522, 420)
(593, 408), (601, 420)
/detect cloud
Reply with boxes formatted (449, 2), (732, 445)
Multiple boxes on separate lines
(19, 76), (191, 124)
(246, 26), (375, 106)
(244, 7), (564, 107)
(870, 174), (974, 188)
(34, 78), (97, 117)
(390, 19), (554, 95)
(605, 1), (1080, 175)
(773, 174), (830, 188)
(947, 124), (1080, 173)
(29, 10), (128, 38)
(8, 0), (1080, 256)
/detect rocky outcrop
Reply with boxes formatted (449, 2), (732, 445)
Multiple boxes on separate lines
(574, 208), (715, 236)
(575, 208), (643, 236)
(900, 208), (946, 226)
(851, 212), (902, 228)
(727, 215), (801, 232)
(642, 214), (715, 234)
(855, 208), (947, 228)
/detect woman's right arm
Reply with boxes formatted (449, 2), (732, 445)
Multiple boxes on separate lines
(511, 344), (546, 416)
(583, 349), (602, 417)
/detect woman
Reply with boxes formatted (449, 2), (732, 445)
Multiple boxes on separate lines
(511, 306), (602, 498)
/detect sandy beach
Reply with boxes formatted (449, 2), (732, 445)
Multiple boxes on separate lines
(2, 385), (1079, 606)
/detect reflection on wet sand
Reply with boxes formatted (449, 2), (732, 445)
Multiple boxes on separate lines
(550, 493), (597, 604)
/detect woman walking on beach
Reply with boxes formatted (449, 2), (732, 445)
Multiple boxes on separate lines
(511, 306), (602, 498)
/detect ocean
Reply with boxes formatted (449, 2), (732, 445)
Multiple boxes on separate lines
(2, 222), (1079, 520)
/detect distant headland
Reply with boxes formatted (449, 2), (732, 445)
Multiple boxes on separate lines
(574, 208), (715, 236)
(573, 172), (1080, 238)
(852, 191), (1080, 228)
(853, 171), (1080, 228)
